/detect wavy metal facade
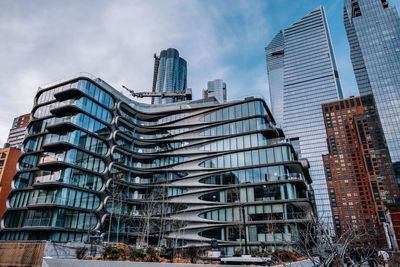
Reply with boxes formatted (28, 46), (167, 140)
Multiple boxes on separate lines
(0, 74), (315, 255)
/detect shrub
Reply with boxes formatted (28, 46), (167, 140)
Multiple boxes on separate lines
(145, 246), (159, 262)
(182, 246), (204, 263)
(271, 250), (299, 262)
(102, 244), (124, 260)
(129, 248), (144, 260)
(166, 247), (178, 262)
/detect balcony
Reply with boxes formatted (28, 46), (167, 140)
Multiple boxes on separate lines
(23, 218), (52, 227)
(33, 172), (61, 184)
(54, 88), (84, 101)
(39, 154), (64, 164)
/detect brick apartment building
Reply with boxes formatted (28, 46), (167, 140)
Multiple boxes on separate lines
(322, 95), (399, 247)
(0, 147), (20, 220)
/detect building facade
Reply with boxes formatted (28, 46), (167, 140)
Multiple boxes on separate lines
(0, 74), (315, 255)
(385, 203), (400, 250)
(202, 79), (227, 103)
(266, 6), (343, 230)
(7, 114), (30, 149)
(0, 147), (21, 220)
(153, 48), (187, 105)
(265, 31), (284, 126)
(344, 0), (400, 181)
(322, 95), (399, 246)
(151, 53), (161, 105)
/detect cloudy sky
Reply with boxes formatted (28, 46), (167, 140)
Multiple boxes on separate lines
(1, 0), (400, 145)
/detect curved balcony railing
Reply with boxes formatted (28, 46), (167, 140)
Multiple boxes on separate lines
(37, 75), (114, 109)
(117, 119), (189, 140)
(50, 98), (112, 124)
(116, 140), (188, 154)
(119, 107), (188, 127)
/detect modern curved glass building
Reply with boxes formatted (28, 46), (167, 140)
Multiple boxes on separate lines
(0, 74), (315, 255)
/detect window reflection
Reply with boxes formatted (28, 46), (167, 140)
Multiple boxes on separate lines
(199, 146), (293, 168)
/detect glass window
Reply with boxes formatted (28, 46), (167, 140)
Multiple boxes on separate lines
(224, 155), (230, 168)
(231, 154), (238, 168)
(260, 149), (267, 164)
(243, 119), (250, 132)
(218, 155), (224, 168)
(236, 120), (243, 133)
(223, 138), (230, 151)
(223, 107), (229, 120)
(238, 152), (245, 167)
(242, 103), (249, 117)
(237, 136), (244, 149)
(282, 146), (289, 160)
(244, 135), (251, 148)
(274, 147), (283, 162)
(248, 101), (255, 116)
(244, 151), (252, 166)
(251, 134), (258, 147)
(252, 150), (259, 165)
(267, 148), (274, 163)
(211, 111), (216, 121)
(228, 106), (235, 120)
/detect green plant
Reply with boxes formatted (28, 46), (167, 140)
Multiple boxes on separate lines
(102, 244), (124, 260)
(130, 248), (145, 260)
(145, 246), (157, 260)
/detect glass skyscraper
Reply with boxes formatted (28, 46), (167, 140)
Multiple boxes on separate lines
(154, 48), (187, 104)
(0, 73), (315, 255)
(266, 6), (343, 229)
(202, 79), (227, 103)
(344, 0), (400, 179)
(265, 31), (284, 126)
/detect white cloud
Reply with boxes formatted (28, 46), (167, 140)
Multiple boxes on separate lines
(0, 0), (273, 143)
(0, 0), (361, 145)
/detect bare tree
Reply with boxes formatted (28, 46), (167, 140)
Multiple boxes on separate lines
(106, 172), (125, 242)
(135, 189), (161, 247)
(295, 213), (384, 266)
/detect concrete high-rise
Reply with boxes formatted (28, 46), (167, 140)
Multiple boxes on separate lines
(202, 79), (227, 103)
(322, 95), (399, 247)
(153, 48), (187, 104)
(344, 0), (400, 182)
(266, 6), (343, 229)
(6, 114), (30, 149)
